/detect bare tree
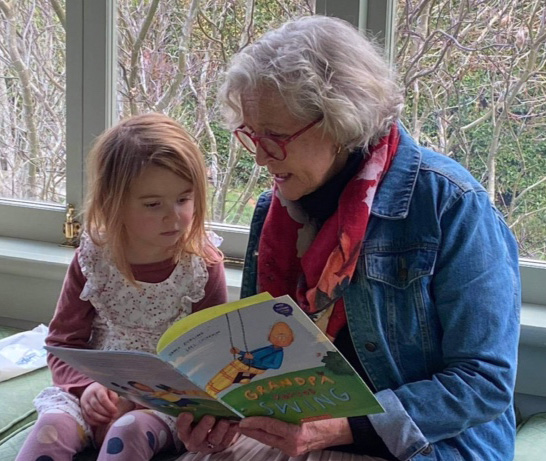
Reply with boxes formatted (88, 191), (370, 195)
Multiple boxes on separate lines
(397, 0), (546, 259)
(0, 0), (65, 202)
(0, 0), (40, 199)
(2, 0), (544, 258)
(116, 0), (313, 224)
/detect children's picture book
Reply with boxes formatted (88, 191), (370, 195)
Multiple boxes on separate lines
(47, 293), (383, 424)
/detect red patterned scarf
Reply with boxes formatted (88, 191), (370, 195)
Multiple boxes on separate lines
(258, 124), (400, 340)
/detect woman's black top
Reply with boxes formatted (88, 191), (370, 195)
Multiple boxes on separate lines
(298, 150), (396, 459)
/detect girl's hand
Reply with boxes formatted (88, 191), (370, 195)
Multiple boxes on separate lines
(239, 416), (353, 457)
(177, 413), (239, 454)
(92, 395), (137, 446)
(80, 382), (120, 426)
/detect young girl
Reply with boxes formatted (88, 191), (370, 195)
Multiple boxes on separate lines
(17, 113), (228, 461)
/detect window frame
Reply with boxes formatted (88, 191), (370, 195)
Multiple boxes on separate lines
(0, 0), (115, 244)
(0, 0), (544, 306)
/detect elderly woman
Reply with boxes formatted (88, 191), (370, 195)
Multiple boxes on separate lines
(176, 15), (520, 461)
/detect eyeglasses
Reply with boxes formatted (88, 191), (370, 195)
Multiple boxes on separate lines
(233, 116), (323, 161)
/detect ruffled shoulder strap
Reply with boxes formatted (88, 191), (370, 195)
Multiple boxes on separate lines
(78, 231), (117, 301)
(167, 231), (223, 305)
(167, 252), (208, 305)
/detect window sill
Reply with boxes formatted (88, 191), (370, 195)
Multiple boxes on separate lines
(0, 236), (543, 341)
(2, 236), (546, 399)
(0, 237), (241, 328)
(520, 303), (546, 347)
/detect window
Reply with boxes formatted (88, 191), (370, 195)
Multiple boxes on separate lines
(0, 0), (68, 243)
(0, 0), (544, 286)
(116, 0), (314, 236)
(396, 0), (546, 262)
(0, 0), (116, 244)
(0, 0), (357, 252)
(0, 1), (66, 204)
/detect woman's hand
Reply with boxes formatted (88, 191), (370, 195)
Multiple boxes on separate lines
(176, 413), (239, 454)
(239, 416), (353, 457)
(80, 382), (121, 426)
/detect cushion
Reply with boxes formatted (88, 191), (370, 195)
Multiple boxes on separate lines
(0, 326), (180, 460)
(0, 326), (52, 443)
(0, 423), (35, 461)
(514, 412), (546, 460)
(0, 367), (52, 442)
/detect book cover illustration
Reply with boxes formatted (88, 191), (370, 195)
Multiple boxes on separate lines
(157, 294), (383, 424)
(45, 346), (240, 421)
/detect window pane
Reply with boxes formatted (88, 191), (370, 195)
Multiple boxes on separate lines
(0, 0), (66, 204)
(116, 0), (314, 227)
(396, 0), (546, 261)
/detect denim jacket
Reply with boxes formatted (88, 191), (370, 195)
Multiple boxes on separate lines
(240, 126), (521, 460)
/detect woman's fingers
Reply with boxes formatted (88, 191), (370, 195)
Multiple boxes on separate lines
(176, 412), (195, 442)
(177, 413), (213, 452)
(206, 419), (232, 446)
(177, 414), (239, 454)
(239, 417), (353, 457)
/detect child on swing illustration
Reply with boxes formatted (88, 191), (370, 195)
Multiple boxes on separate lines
(206, 321), (295, 397)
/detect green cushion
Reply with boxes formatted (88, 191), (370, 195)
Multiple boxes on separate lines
(0, 367), (52, 441)
(0, 326), (179, 460)
(514, 412), (546, 460)
(0, 325), (52, 444)
(0, 326), (22, 341)
(0, 326), (53, 443)
(0, 423), (35, 461)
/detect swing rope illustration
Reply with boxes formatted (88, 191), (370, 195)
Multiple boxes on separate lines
(225, 310), (251, 369)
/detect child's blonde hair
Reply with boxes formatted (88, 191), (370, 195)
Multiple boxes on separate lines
(85, 113), (221, 284)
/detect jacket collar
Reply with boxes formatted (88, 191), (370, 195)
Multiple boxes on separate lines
(371, 123), (421, 219)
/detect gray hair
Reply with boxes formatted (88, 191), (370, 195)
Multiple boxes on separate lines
(219, 15), (404, 150)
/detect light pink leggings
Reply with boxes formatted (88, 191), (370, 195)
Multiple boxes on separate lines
(16, 410), (176, 461)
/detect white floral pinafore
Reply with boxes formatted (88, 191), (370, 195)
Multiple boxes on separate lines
(35, 232), (209, 443)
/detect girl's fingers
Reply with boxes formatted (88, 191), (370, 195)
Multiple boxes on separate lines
(90, 398), (115, 418)
(95, 389), (118, 414)
(82, 405), (111, 425)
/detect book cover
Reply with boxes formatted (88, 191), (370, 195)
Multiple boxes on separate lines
(48, 293), (384, 424)
(45, 346), (240, 421)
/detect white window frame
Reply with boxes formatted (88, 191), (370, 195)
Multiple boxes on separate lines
(0, 0), (378, 250)
(0, 0), (115, 244)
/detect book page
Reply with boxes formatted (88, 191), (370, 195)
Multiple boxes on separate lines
(46, 346), (240, 421)
(156, 295), (383, 424)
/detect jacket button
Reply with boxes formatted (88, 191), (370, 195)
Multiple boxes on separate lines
(365, 342), (377, 352)
(421, 444), (433, 455)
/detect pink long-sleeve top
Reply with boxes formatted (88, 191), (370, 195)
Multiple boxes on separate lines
(46, 253), (228, 397)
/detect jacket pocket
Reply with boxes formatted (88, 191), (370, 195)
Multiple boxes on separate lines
(365, 246), (437, 290)
(362, 245), (439, 381)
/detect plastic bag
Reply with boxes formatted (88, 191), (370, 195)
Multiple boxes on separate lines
(0, 324), (48, 382)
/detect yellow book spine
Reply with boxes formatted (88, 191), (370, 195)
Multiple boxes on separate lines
(156, 292), (273, 354)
